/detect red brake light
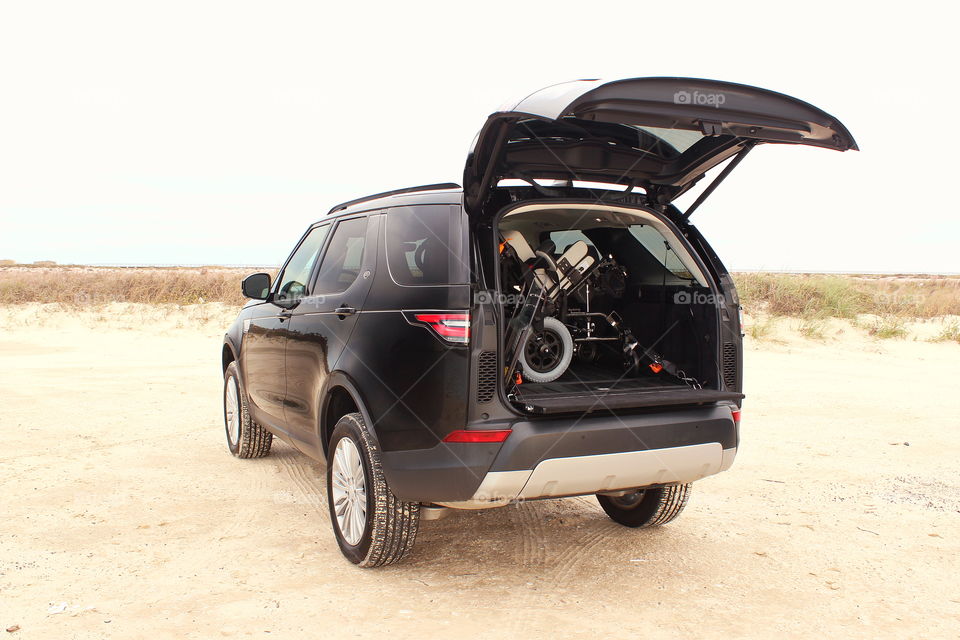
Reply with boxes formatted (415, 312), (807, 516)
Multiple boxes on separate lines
(412, 313), (470, 344)
(731, 409), (741, 425)
(442, 429), (512, 443)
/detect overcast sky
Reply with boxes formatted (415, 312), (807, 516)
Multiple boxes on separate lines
(1, 1), (957, 272)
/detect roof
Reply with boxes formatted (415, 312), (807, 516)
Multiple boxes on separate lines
(327, 183), (463, 217)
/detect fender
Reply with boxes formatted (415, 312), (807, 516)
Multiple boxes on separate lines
(222, 311), (247, 372)
(222, 301), (271, 373)
(317, 370), (383, 458)
(222, 335), (240, 372)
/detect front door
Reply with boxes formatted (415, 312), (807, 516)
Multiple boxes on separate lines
(241, 311), (290, 430)
(284, 214), (379, 444)
(240, 222), (331, 431)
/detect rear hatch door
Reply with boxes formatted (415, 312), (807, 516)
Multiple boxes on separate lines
(463, 77), (857, 214)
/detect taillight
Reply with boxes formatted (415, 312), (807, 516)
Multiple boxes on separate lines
(407, 312), (470, 345)
(442, 429), (512, 443)
(731, 408), (741, 425)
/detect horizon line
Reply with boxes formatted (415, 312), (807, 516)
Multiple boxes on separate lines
(2, 262), (959, 277)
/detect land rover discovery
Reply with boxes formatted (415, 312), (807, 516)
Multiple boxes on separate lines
(220, 77), (856, 566)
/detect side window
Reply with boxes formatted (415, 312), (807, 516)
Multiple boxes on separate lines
(275, 224), (331, 304)
(548, 230), (595, 255)
(313, 217), (368, 294)
(385, 205), (467, 286)
(628, 224), (695, 281)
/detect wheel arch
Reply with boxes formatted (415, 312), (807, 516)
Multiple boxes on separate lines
(318, 372), (380, 458)
(222, 339), (238, 373)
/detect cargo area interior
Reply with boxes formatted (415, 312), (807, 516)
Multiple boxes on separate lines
(494, 201), (740, 415)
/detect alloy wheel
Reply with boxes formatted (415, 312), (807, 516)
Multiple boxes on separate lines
(331, 437), (368, 545)
(225, 377), (240, 446)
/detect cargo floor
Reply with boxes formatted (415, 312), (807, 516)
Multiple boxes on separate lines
(513, 362), (743, 415)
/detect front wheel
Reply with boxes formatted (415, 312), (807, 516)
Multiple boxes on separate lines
(326, 413), (419, 567)
(597, 484), (691, 528)
(223, 362), (272, 458)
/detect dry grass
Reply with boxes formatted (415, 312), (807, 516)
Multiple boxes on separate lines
(798, 317), (827, 340)
(864, 316), (908, 340)
(0, 265), (275, 307)
(2, 267), (958, 337)
(931, 321), (960, 344)
(748, 316), (775, 340)
(734, 273), (960, 319)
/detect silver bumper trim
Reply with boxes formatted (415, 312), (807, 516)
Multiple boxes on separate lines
(437, 444), (735, 510)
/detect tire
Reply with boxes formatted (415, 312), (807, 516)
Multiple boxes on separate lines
(326, 412), (420, 567)
(223, 361), (272, 458)
(596, 484), (691, 528)
(519, 316), (574, 383)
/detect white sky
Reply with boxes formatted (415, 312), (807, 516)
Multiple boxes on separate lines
(1, 1), (957, 272)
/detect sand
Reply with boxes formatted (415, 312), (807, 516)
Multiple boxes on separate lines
(1, 304), (959, 638)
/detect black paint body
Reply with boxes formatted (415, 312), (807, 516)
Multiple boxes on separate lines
(222, 190), (742, 502)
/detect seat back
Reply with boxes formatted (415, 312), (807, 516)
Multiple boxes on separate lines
(502, 233), (600, 300)
(502, 230), (555, 292)
(554, 240), (596, 294)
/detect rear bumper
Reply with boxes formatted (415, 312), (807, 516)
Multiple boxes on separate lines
(438, 443), (736, 508)
(381, 403), (739, 505)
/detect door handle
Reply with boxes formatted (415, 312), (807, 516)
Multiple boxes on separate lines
(278, 310), (292, 321)
(334, 306), (357, 318)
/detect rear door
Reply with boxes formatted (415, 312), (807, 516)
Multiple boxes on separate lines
(283, 214), (379, 444)
(463, 77), (857, 214)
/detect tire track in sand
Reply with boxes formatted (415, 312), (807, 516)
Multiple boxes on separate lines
(270, 444), (328, 520)
(218, 458), (271, 540)
(510, 500), (549, 567)
(544, 497), (621, 586)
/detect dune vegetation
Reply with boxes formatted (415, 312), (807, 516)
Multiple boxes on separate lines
(0, 266), (958, 341)
(0, 265), (274, 307)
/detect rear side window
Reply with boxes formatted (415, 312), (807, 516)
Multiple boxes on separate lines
(548, 230), (595, 254)
(313, 217), (368, 294)
(628, 224), (694, 280)
(385, 206), (467, 286)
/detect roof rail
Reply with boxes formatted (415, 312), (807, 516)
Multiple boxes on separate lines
(327, 183), (461, 215)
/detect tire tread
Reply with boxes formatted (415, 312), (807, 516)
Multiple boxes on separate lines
(597, 483), (691, 528)
(334, 413), (419, 567)
(648, 483), (690, 526)
(225, 362), (273, 459)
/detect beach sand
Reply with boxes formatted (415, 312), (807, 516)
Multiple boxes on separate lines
(1, 304), (958, 638)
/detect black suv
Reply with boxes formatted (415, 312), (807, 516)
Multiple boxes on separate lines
(221, 77), (855, 566)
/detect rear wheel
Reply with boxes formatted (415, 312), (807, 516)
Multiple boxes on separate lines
(223, 362), (272, 458)
(327, 413), (419, 567)
(519, 316), (573, 383)
(597, 484), (691, 527)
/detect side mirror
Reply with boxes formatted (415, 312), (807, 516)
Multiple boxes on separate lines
(241, 273), (272, 300)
